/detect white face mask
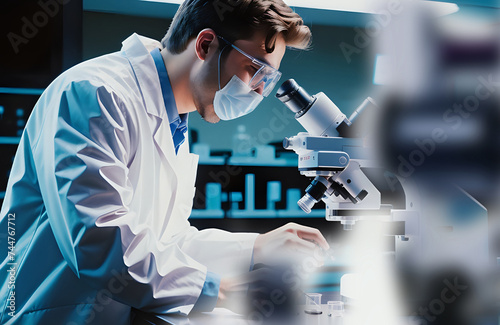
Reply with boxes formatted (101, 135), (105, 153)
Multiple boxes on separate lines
(213, 43), (264, 121)
(213, 75), (264, 121)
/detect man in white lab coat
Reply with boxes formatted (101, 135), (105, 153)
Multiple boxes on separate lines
(0, 0), (329, 324)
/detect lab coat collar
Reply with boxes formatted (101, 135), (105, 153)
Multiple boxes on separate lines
(121, 33), (199, 187)
(121, 33), (183, 172)
(150, 47), (189, 154)
(121, 33), (165, 119)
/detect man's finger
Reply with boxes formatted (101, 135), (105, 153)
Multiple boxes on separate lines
(295, 225), (330, 250)
(291, 236), (317, 252)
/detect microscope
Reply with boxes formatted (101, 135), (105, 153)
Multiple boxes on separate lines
(275, 80), (423, 322)
(276, 79), (419, 236)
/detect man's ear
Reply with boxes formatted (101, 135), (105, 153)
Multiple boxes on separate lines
(195, 28), (218, 61)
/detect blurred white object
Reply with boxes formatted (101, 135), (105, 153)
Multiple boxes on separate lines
(305, 292), (322, 314)
(328, 301), (345, 317)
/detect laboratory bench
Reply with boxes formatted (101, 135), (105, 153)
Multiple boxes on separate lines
(132, 291), (345, 325)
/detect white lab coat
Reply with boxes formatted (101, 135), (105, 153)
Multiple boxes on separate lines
(0, 34), (258, 324)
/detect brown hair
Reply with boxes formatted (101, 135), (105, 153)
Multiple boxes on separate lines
(161, 0), (311, 54)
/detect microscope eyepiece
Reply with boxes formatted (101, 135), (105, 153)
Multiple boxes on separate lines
(276, 79), (314, 115)
(276, 79), (377, 138)
(276, 79), (347, 136)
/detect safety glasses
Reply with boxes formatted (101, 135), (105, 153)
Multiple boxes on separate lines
(218, 36), (282, 97)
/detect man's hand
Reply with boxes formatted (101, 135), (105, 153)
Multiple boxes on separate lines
(252, 222), (329, 265)
(216, 223), (329, 315)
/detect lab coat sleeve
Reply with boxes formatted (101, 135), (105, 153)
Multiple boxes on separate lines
(191, 271), (220, 312)
(31, 80), (209, 315)
(176, 227), (259, 277)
